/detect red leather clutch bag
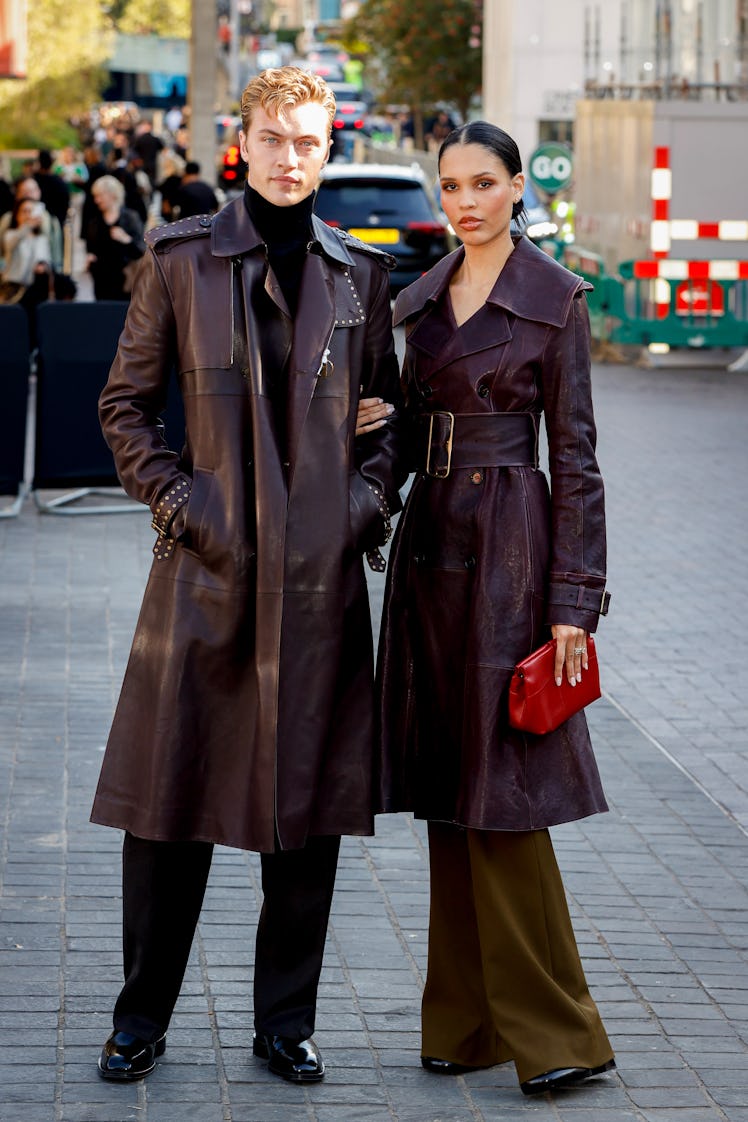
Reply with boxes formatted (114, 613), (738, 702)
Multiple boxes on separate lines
(508, 635), (600, 735)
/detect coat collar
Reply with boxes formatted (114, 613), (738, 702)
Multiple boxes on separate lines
(210, 195), (355, 268)
(393, 235), (591, 330)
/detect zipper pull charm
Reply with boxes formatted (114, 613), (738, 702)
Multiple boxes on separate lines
(317, 348), (334, 378)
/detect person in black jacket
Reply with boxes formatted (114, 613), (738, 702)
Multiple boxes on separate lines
(174, 161), (219, 219)
(34, 150), (70, 228)
(84, 174), (145, 300)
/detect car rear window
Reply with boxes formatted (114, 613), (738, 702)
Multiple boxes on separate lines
(316, 179), (436, 227)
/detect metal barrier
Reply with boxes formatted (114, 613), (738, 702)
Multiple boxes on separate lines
(608, 261), (748, 348)
(560, 247), (748, 350)
(0, 304), (31, 518)
(33, 301), (184, 514)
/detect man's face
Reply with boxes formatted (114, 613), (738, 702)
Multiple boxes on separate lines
(239, 101), (331, 207)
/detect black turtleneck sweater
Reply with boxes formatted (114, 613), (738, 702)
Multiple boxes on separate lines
(243, 183), (315, 316)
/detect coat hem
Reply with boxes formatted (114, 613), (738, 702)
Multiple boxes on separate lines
(91, 805), (375, 853)
(373, 802), (609, 831)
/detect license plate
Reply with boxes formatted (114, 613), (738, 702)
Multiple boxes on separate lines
(349, 228), (400, 244)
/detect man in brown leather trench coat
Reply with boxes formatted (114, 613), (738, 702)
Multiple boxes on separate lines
(92, 68), (405, 1085)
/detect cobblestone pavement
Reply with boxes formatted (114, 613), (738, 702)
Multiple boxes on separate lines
(1, 356), (748, 1121)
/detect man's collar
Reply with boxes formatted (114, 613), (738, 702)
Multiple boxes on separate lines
(210, 195), (354, 267)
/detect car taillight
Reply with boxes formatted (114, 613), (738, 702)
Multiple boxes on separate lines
(353, 119), (365, 129)
(333, 119), (345, 129)
(407, 221), (446, 235)
(323, 219), (341, 227)
(223, 169), (237, 180)
(224, 145), (241, 167)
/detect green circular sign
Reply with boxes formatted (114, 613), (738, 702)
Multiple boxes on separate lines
(528, 143), (573, 194)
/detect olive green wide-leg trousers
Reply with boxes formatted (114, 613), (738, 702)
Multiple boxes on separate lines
(422, 822), (613, 1084)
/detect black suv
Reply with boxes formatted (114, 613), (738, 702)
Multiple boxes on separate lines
(316, 163), (456, 293)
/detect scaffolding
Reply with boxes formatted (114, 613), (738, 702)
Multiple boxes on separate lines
(583, 0), (748, 101)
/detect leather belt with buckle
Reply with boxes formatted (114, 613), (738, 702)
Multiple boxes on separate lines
(420, 411), (539, 479)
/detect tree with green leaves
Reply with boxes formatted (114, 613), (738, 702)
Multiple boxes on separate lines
(0, 0), (112, 148)
(345, 0), (482, 146)
(0, 0), (190, 150)
(111, 0), (190, 37)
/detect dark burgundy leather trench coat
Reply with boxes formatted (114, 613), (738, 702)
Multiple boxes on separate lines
(91, 197), (406, 853)
(376, 236), (610, 831)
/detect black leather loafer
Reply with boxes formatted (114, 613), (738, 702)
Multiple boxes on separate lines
(253, 1033), (325, 1082)
(520, 1058), (616, 1095)
(98, 1030), (166, 1081)
(421, 1056), (478, 1075)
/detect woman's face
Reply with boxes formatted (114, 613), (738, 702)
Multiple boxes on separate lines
(17, 200), (37, 224)
(93, 187), (115, 212)
(438, 142), (524, 247)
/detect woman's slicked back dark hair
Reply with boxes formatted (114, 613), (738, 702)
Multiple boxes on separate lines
(438, 121), (527, 222)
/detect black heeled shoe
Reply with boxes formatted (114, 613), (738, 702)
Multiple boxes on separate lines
(253, 1033), (325, 1082)
(97, 1030), (166, 1081)
(421, 1056), (479, 1075)
(520, 1058), (616, 1095)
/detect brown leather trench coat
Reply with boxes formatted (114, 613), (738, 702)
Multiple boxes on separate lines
(376, 237), (610, 831)
(91, 197), (406, 853)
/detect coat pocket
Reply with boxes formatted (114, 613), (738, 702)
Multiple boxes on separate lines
(180, 466), (214, 558)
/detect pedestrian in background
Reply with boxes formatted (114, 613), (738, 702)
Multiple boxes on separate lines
(84, 175), (144, 301)
(0, 198), (54, 343)
(173, 160), (219, 219)
(131, 119), (164, 190)
(92, 66), (404, 1086)
(376, 120), (616, 1097)
(1, 197), (52, 297)
(0, 175), (13, 218)
(34, 150), (70, 228)
(80, 144), (108, 237)
(0, 178), (64, 275)
(156, 149), (186, 222)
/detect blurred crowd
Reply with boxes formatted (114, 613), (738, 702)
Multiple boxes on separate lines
(0, 88), (457, 340)
(0, 108), (220, 335)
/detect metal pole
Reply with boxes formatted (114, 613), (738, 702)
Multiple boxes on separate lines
(228, 0), (240, 106)
(190, 0), (218, 187)
(663, 0), (673, 98)
(738, 0), (748, 94)
(584, 5), (591, 85)
(696, 0), (703, 89)
(620, 0), (628, 86)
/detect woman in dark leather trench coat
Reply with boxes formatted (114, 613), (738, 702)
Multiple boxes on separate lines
(375, 122), (616, 1096)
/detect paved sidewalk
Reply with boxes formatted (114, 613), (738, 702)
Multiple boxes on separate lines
(2, 358), (748, 1121)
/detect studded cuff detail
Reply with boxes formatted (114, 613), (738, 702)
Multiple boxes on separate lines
(364, 482), (392, 573)
(151, 478), (190, 560)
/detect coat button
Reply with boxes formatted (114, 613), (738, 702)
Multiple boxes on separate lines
(478, 384), (490, 398)
(470, 470), (483, 484)
(464, 555), (477, 569)
(422, 385), (433, 398)
(199, 215), (212, 228)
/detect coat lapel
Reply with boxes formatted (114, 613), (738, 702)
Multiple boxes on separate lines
(284, 253), (336, 485)
(408, 299), (514, 378)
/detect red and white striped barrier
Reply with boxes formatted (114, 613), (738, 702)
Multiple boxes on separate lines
(633, 260), (748, 280)
(649, 145), (748, 255)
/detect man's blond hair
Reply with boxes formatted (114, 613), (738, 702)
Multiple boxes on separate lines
(240, 67), (336, 134)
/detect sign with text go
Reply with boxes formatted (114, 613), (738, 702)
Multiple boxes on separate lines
(528, 143), (573, 195)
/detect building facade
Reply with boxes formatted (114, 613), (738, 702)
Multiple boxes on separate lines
(482, 0), (747, 165)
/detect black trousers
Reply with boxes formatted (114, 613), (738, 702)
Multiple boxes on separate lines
(112, 831), (341, 1044)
